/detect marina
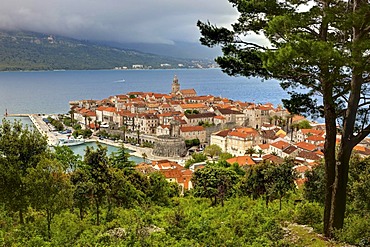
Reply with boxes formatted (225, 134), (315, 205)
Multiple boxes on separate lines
(3, 111), (180, 163)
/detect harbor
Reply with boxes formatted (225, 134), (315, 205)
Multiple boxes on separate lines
(4, 111), (185, 163)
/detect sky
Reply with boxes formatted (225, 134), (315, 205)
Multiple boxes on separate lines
(0, 0), (240, 45)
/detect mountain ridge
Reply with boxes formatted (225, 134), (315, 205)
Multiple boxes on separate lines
(0, 30), (215, 71)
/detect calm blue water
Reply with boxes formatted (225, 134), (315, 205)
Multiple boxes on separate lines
(68, 142), (144, 164)
(0, 69), (288, 117)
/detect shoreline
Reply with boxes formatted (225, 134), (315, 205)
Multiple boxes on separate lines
(26, 114), (187, 164)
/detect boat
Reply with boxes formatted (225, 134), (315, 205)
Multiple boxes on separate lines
(58, 137), (85, 146)
(114, 79), (125, 83)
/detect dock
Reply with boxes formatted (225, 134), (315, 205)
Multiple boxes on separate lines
(29, 114), (60, 146)
(4, 112), (59, 146)
(4, 113), (31, 117)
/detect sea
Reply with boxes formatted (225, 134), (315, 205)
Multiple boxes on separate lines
(0, 68), (288, 161)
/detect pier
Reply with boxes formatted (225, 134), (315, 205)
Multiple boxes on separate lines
(4, 113), (31, 117)
(4, 111), (59, 146)
(29, 114), (60, 146)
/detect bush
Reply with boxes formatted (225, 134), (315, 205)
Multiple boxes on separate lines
(335, 215), (370, 246)
(294, 202), (323, 229)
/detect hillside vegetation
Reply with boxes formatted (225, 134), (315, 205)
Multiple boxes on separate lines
(0, 120), (369, 246)
(0, 30), (195, 71)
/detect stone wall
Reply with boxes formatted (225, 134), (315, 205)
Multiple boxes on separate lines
(153, 136), (187, 157)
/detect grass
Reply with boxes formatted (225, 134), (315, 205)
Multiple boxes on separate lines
(285, 223), (351, 247)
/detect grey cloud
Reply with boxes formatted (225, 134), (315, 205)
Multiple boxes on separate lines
(0, 0), (239, 44)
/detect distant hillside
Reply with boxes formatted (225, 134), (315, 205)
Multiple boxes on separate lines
(0, 30), (212, 71)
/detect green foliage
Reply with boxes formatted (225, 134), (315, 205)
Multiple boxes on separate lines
(72, 128), (92, 138)
(47, 116), (64, 131)
(83, 144), (111, 225)
(335, 214), (370, 246)
(147, 172), (178, 206)
(198, 120), (214, 127)
(185, 152), (207, 168)
(185, 138), (200, 148)
(298, 120), (312, 130)
(203, 144), (222, 159)
(198, 0), (370, 236)
(192, 165), (239, 206)
(0, 120), (48, 224)
(304, 163), (325, 204)
(347, 156), (370, 214)
(142, 141), (154, 148)
(240, 160), (297, 208)
(218, 152), (233, 161)
(73, 124), (82, 130)
(110, 144), (135, 169)
(53, 145), (82, 171)
(245, 147), (256, 156)
(25, 156), (73, 239)
(294, 202), (323, 228)
(185, 109), (199, 115)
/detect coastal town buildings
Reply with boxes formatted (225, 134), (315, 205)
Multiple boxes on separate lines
(70, 75), (332, 165)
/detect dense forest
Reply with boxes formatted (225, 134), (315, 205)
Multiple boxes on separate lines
(0, 120), (369, 246)
(0, 30), (195, 71)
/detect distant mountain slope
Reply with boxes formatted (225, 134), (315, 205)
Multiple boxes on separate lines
(0, 30), (208, 71)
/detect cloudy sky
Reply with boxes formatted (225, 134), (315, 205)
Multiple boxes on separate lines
(0, 0), (239, 45)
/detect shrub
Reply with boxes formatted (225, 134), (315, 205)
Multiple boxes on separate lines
(294, 202), (323, 229)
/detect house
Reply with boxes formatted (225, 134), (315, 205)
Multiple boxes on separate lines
(295, 150), (322, 163)
(180, 126), (207, 143)
(295, 141), (317, 152)
(262, 154), (284, 165)
(151, 160), (193, 193)
(214, 108), (245, 124)
(156, 125), (171, 136)
(226, 127), (261, 156)
(182, 112), (216, 126)
(296, 129), (325, 143)
(269, 140), (291, 158)
(226, 155), (256, 167)
(214, 115), (227, 125)
(175, 103), (208, 113)
(210, 129), (230, 151)
(136, 114), (159, 134)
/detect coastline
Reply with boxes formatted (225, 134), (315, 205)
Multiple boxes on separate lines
(27, 114), (186, 163)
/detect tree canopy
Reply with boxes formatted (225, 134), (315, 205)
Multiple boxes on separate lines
(198, 0), (370, 237)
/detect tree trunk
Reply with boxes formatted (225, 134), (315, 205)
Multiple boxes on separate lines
(322, 78), (337, 237)
(329, 144), (351, 233)
(323, 110), (337, 237)
(279, 197), (282, 211)
(47, 209), (52, 240)
(79, 206), (84, 220)
(96, 201), (100, 225)
(19, 209), (24, 224)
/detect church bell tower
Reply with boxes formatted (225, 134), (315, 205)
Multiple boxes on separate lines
(171, 75), (180, 95)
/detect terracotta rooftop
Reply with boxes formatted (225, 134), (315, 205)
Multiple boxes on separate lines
(180, 126), (205, 132)
(226, 156), (256, 166)
(295, 141), (317, 152)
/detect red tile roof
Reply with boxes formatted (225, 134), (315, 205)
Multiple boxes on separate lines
(295, 142), (317, 152)
(180, 126), (205, 132)
(226, 156), (256, 166)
